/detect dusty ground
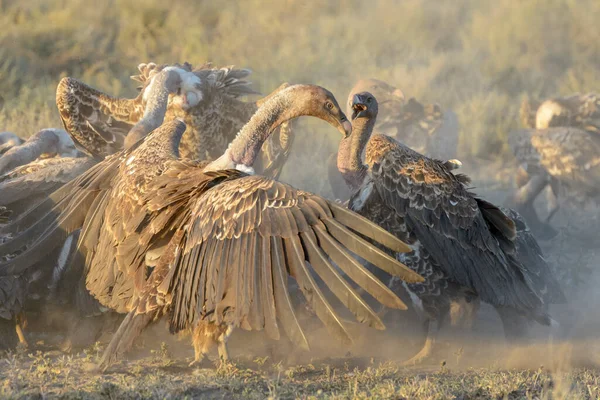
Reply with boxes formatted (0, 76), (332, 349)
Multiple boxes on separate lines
(1, 339), (600, 399)
(2, 167), (600, 400)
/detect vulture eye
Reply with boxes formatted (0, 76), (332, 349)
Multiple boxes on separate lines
(367, 98), (372, 103)
(326, 101), (334, 110)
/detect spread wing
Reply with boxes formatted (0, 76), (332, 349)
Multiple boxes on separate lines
(133, 171), (420, 349)
(56, 77), (142, 158)
(366, 135), (542, 311)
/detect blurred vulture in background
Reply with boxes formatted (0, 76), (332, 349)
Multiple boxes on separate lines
(509, 93), (600, 234)
(334, 90), (563, 364)
(0, 70), (423, 370)
(328, 78), (459, 201)
(0, 132), (23, 155)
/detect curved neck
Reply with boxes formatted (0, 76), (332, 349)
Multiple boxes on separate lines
(337, 116), (375, 191)
(225, 88), (299, 167)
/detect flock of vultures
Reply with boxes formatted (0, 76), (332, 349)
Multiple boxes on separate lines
(0, 62), (597, 372)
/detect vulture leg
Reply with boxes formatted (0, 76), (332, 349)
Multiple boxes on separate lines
(401, 318), (440, 366)
(495, 306), (530, 343)
(510, 173), (557, 238)
(545, 181), (560, 223)
(15, 314), (28, 347)
(217, 326), (233, 362)
(514, 166), (530, 189)
(189, 321), (231, 367)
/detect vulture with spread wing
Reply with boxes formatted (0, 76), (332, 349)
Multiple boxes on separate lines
(328, 78), (459, 201)
(0, 72), (422, 370)
(0, 64), (299, 346)
(335, 91), (563, 364)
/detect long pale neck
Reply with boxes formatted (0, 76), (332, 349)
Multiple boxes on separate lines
(337, 116), (375, 191)
(227, 93), (297, 167)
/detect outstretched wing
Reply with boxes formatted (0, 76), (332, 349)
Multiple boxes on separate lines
(366, 134), (542, 311)
(134, 171), (420, 350)
(56, 77), (142, 158)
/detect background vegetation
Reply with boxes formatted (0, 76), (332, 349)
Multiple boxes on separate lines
(2, 1), (600, 398)
(2, 0), (600, 168)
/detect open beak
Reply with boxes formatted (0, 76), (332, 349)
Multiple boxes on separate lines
(351, 94), (369, 120)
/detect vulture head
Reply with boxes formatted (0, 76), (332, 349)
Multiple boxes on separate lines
(347, 78), (404, 118)
(142, 66), (203, 112)
(349, 91), (379, 121)
(126, 68), (195, 148)
(208, 84), (351, 172)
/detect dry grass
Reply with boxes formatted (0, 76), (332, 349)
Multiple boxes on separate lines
(2, 0), (600, 162)
(2, 0), (600, 398)
(2, 343), (600, 400)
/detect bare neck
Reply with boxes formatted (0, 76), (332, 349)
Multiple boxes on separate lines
(226, 89), (299, 167)
(337, 116), (375, 191)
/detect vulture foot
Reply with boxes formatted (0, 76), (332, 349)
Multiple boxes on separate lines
(401, 319), (439, 366)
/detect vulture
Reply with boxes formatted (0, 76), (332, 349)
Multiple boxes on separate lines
(509, 93), (600, 231)
(335, 91), (563, 364)
(0, 64), (298, 347)
(57, 61), (294, 177)
(328, 78), (459, 201)
(0, 132), (23, 155)
(0, 128), (79, 175)
(0, 70), (423, 370)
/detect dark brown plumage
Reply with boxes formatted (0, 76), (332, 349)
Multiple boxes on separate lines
(0, 80), (421, 370)
(336, 91), (562, 364)
(328, 78), (459, 201)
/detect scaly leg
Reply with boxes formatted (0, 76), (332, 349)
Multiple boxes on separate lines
(15, 313), (28, 347)
(15, 322), (28, 348)
(401, 319), (440, 366)
(217, 326), (233, 363)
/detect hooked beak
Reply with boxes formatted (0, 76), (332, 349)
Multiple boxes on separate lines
(351, 94), (369, 120)
(340, 117), (352, 138)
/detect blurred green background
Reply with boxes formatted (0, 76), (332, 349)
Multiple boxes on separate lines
(1, 0), (598, 191)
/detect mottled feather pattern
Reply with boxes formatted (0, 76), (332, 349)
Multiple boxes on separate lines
(359, 134), (544, 312)
(530, 127), (600, 201)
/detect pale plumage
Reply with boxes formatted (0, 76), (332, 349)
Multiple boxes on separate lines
(0, 129), (79, 175)
(0, 132), (23, 155)
(0, 78), (421, 370)
(510, 93), (600, 230)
